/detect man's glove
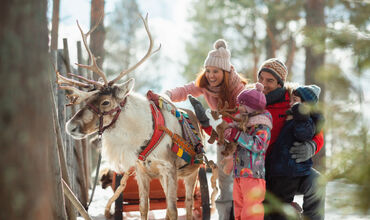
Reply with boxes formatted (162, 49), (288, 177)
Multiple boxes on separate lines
(289, 141), (316, 163)
(188, 95), (210, 127)
(291, 103), (310, 121)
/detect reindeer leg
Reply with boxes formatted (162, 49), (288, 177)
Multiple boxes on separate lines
(161, 166), (178, 220)
(184, 169), (198, 220)
(208, 160), (219, 213)
(136, 169), (150, 220)
(104, 171), (130, 218)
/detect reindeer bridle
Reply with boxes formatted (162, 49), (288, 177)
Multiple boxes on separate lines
(55, 13), (160, 137)
(86, 97), (127, 136)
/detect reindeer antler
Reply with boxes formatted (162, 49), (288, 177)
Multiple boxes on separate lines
(55, 13), (159, 106)
(55, 71), (98, 106)
(67, 72), (103, 88)
(109, 13), (161, 85)
(59, 85), (99, 106)
(56, 71), (93, 89)
(75, 14), (108, 87)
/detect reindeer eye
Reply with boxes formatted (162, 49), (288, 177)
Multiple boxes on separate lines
(101, 101), (110, 106)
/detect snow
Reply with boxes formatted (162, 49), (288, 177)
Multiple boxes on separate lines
(82, 186), (202, 219)
(78, 175), (370, 220)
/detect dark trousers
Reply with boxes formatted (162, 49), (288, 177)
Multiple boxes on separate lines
(264, 168), (325, 220)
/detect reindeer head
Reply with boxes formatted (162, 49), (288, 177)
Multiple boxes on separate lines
(57, 14), (160, 139)
(65, 79), (135, 139)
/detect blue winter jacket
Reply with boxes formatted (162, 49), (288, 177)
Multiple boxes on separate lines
(266, 116), (315, 177)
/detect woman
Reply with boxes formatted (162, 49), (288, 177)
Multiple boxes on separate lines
(165, 39), (247, 220)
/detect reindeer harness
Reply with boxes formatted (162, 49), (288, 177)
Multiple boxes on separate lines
(138, 101), (166, 161)
(139, 91), (204, 164)
(86, 97), (127, 136)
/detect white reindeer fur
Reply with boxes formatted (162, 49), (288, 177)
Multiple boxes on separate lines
(66, 83), (199, 220)
(101, 93), (183, 172)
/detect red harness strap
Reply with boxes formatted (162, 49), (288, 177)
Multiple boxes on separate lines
(138, 102), (165, 161)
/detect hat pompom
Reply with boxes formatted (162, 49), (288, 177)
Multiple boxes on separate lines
(214, 39), (227, 50)
(255, 82), (264, 92)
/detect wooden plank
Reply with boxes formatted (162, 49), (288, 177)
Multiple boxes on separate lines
(49, 50), (68, 220)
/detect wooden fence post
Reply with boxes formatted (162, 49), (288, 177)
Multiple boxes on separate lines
(57, 43), (78, 220)
(49, 50), (68, 220)
(77, 40), (91, 198)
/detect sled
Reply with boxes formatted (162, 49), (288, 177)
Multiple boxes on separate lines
(111, 165), (211, 220)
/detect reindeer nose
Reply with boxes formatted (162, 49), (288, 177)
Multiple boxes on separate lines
(71, 125), (78, 133)
(67, 122), (79, 134)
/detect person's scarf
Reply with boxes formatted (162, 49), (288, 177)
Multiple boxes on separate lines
(266, 87), (286, 105)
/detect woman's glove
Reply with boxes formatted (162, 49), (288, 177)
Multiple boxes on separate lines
(188, 95), (210, 127)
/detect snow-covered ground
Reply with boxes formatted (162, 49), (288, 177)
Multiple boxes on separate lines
(78, 174), (369, 220)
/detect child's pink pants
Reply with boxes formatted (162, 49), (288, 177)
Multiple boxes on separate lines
(233, 177), (266, 220)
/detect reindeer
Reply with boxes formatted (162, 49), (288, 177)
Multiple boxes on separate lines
(57, 14), (205, 220)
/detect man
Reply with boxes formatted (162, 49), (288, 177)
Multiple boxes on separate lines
(258, 58), (325, 220)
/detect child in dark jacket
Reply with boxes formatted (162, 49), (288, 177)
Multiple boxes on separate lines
(266, 84), (325, 220)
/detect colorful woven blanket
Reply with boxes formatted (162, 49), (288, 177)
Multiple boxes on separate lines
(158, 98), (204, 164)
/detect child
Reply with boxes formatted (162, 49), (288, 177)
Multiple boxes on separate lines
(266, 84), (325, 220)
(223, 82), (272, 220)
(290, 85), (324, 140)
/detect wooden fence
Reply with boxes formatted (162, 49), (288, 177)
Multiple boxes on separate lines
(50, 38), (98, 220)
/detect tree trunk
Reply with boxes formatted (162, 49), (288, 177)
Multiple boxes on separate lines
(265, 4), (278, 58)
(252, 18), (259, 82)
(0, 1), (55, 220)
(304, 0), (326, 172)
(90, 0), (105, 80)
(51, 0), (60, 50)
(286, 35), (296, 81)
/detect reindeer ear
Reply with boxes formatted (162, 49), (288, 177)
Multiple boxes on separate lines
(114, 78), (135, 99)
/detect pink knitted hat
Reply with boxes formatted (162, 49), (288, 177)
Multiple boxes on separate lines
(237, 82), (266, 111)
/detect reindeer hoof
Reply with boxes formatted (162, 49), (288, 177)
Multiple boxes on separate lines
(104, 208), (112, 219)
